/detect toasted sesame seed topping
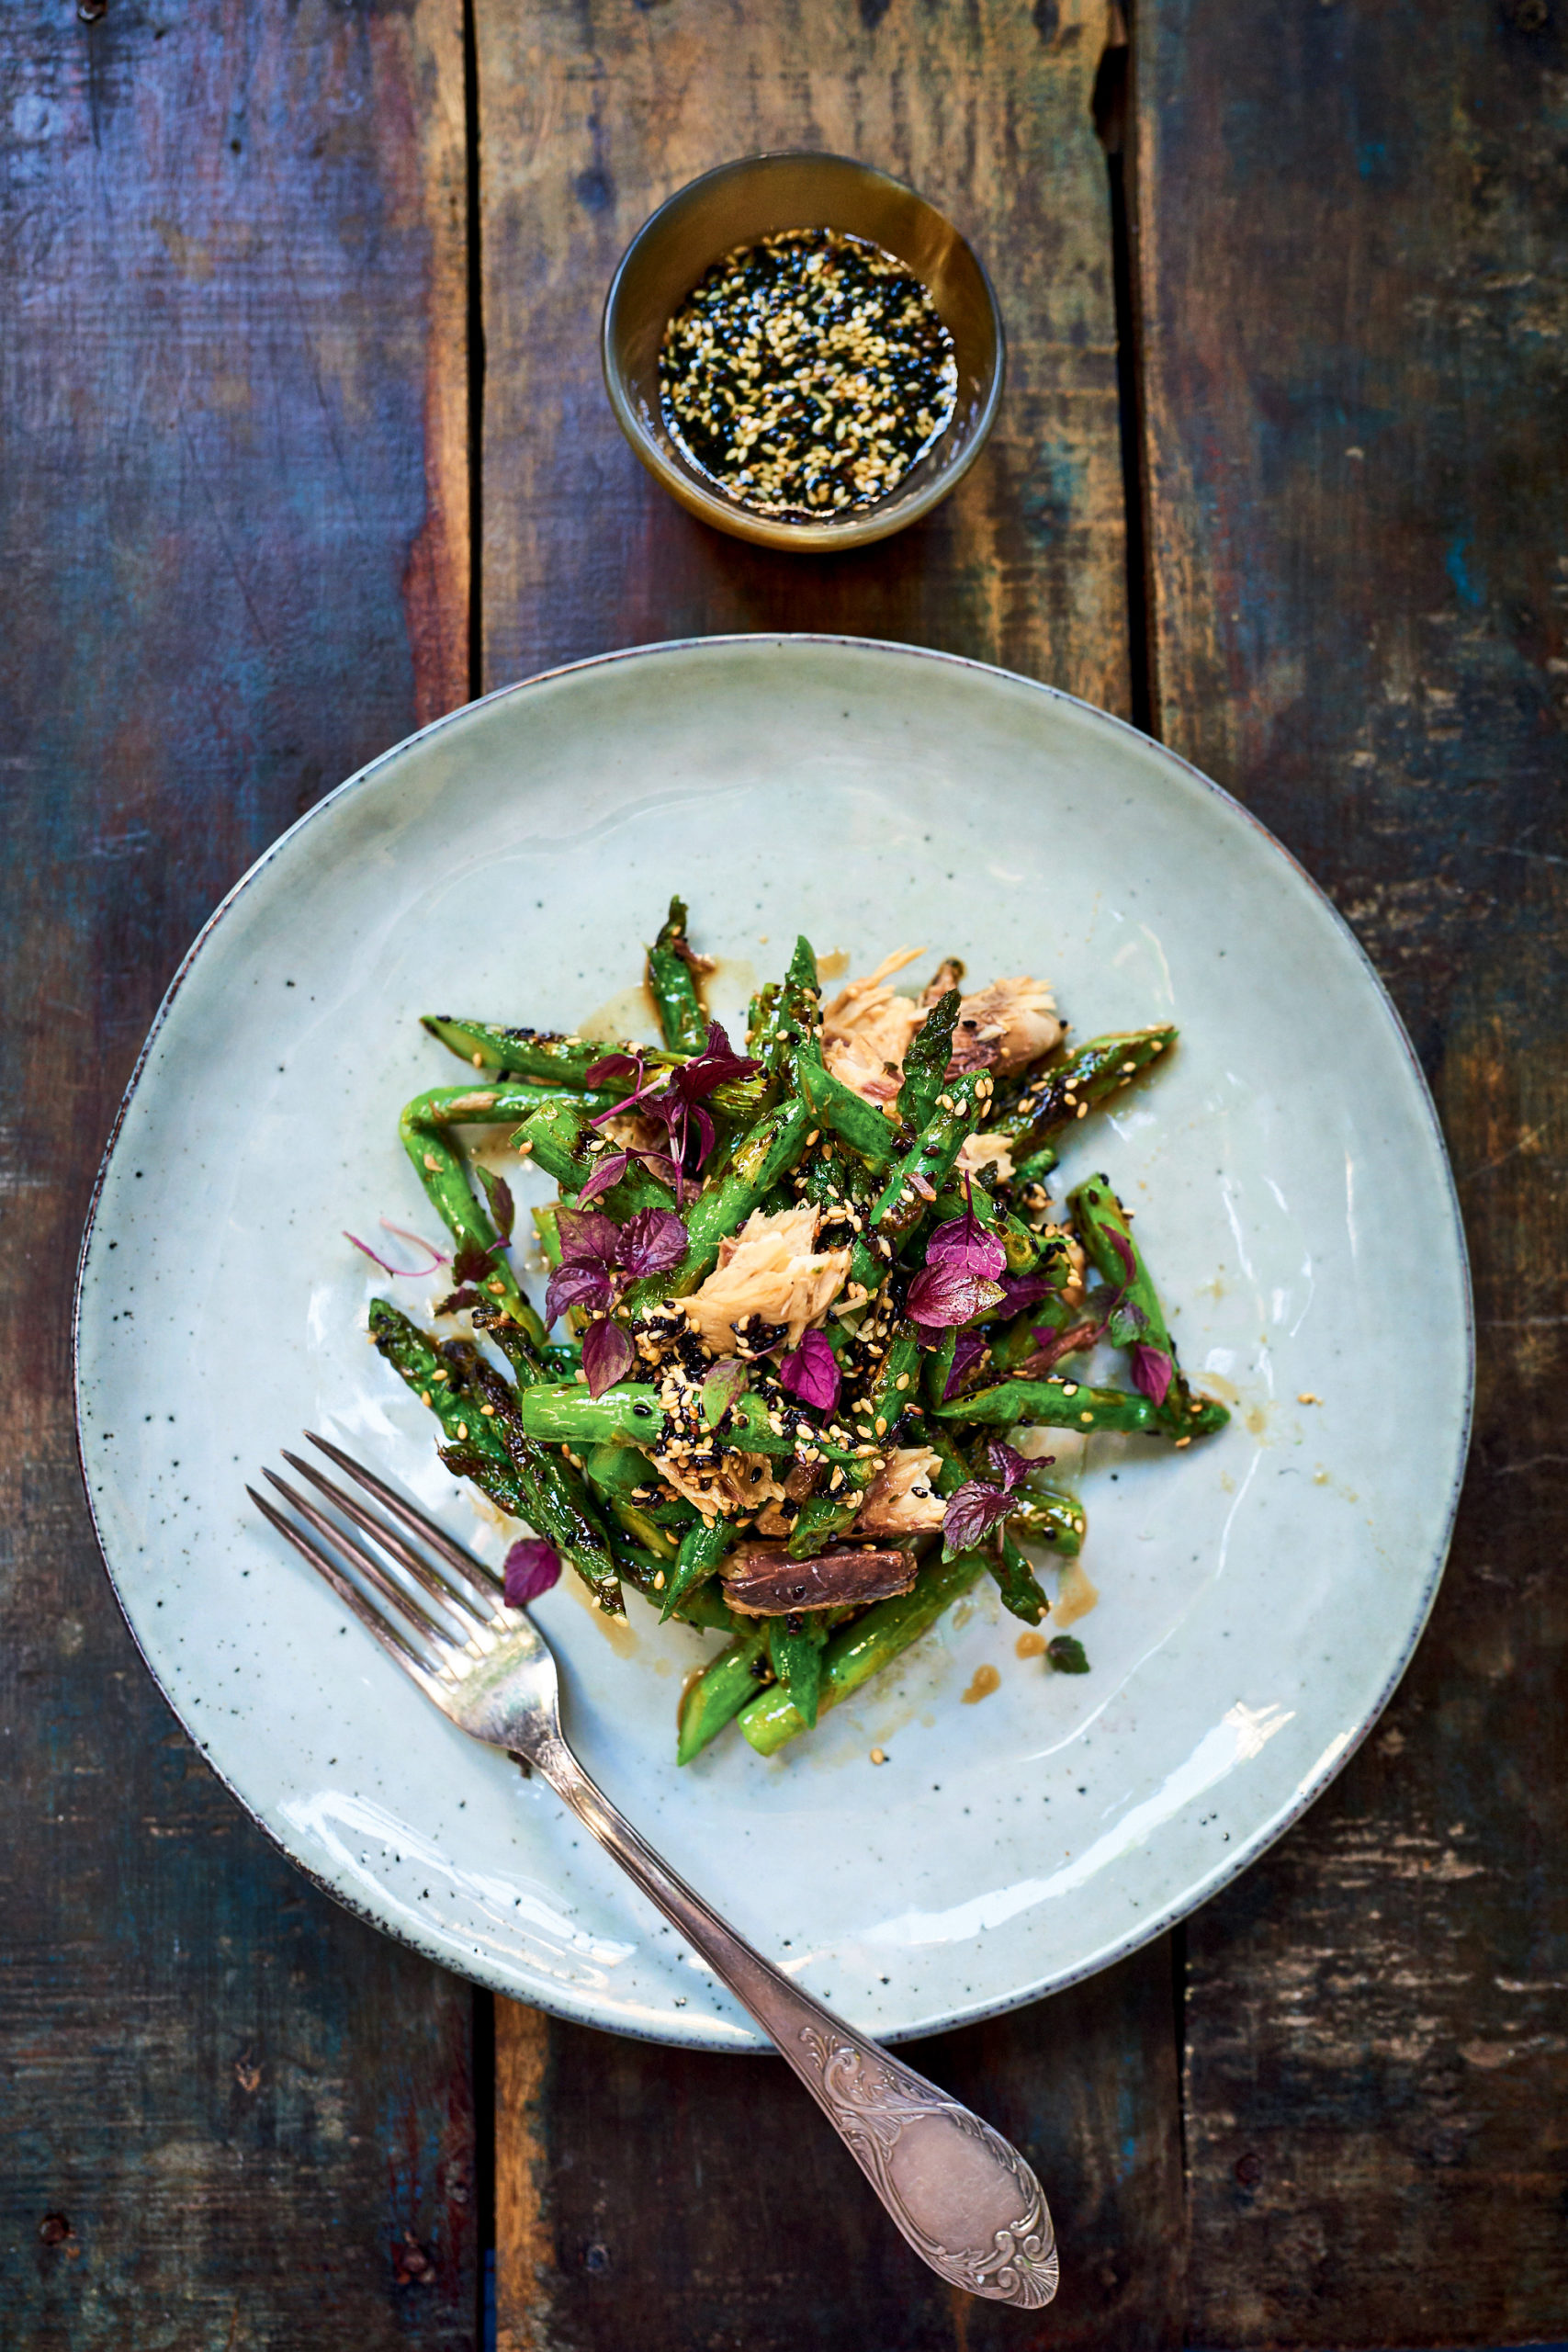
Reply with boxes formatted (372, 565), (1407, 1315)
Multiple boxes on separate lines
(659, 228), (956, 522)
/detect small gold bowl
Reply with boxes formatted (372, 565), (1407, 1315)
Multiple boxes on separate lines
(602, 151), (1005, 554)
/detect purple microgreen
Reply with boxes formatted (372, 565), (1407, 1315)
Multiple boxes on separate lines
(581, 1316), (635, 1397)
(477, 1166), (515, 1246)
(381, 1217), (453, 1264)
(556, 1205), (623, 1265)
(345, 1226), (450, 1279)
(925, 1210), (1007, 1283)
(700, 1356), (750, 1430)
(985, 1440), (1031, 1492)
(346, 1216), (453, 1279)
(451, 1238), (502, 1287)
(942, 1479), (1019, 1555)
(503, 1537), (562, 1608)
(544, 1260), (615, 1325)
(993, 1272), (1053, 1317)
(677, 1020), (760, 1096)
(1106, 1227), (1138, 1284)
(434, 1286), (481, 1317)
(582, 1049), (644, 1089)
(1131, 1342), (1175, 1408)
(778, 1328), (841, 1414)
(907, 1261), (1008, 1331)
(941, 1329), (989, 1401)
(574, 1150), (630, 1205)
(615, 1206), (688, 1276)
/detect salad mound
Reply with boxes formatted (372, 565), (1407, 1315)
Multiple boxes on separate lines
(355, 898), (1228, 1760)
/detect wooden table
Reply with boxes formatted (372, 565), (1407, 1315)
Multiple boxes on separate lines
(5, 3), (1563, 2344)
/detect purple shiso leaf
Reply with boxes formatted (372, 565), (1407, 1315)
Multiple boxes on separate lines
(673, 1020), (760, 1097)
(1106, 1227), (1138, 1284)
(477, 1166), (515, 1246)
(907, 1261), (1008, 1331)
(434, 1286), (482, 1317)
(544, 1260), (615, 1325)
(1131, 1342), (1175, 1408)
(582, 1049), (644, 1089)
(942, 1479), (1017, 1555)
(941, 1329), (988, 1402)
(503, 1537), (562, 1607)
(345, 1218), (451, 1278)
(556, 1205), (623, 1265)
(574, 1151), (629, 1206)
(581, 1316), (635, 1398)
(700, 1356), (750, 1430)
(778, 1328), (840, 1414)
(452, 1238), (502, 1286)
(615, 1207), (688, 1276)
(993, 1272), (1052, 1317)
(986, 1439), (1031, 1493)
(924, 1214), (1007, 1283)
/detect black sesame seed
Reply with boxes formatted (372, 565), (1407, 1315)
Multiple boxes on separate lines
(659, 227), (956, 522)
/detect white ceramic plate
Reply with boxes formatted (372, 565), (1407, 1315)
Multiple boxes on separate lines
(75, 637), (1471, 2051)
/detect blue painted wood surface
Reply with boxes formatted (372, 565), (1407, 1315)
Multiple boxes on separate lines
(1136, 0), (1568, 2339)
(1, 3), (476, 2343)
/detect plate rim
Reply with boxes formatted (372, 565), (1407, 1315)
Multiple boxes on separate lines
(72, 632), (1476, 2045)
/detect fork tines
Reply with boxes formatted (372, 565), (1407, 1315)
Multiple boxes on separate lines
(247, 1433), (517, 1687)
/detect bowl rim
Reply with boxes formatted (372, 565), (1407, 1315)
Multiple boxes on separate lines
(600, 148), (1007, 553)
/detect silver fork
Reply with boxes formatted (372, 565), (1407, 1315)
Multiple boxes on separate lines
(250, 1434), (1059, 2309)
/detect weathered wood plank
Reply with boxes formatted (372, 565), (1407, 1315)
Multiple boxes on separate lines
(496, 1948), (1182, 2352)
(1134, 2), (1568, 2340)
(478, 0), (1130, 710)
(478, 6), (1186, 2345)
(0, 3), (474, 2343)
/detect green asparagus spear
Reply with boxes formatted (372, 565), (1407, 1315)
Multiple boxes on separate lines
(1009, 1488), (1087, 1556)
(738, 1549), (989, 1756)
(518, 1382), (666, 1445)
(677, 1630), (773, 1763)
(750, 936), (821, 1084)
(870, 1072), (989, 1246)
(768, 1616), (828, 1728)
(991, 1527), (1050, 1625)
(368, 1300), (512, 1463)
(1067, 1176), (1230, 1440)
(421, 1016), (670, 1087)
(645, 895), (710, 1055)
(660, 1517), (735, 1622)
(475, 1374), (624, 1614)
(398, 1094), (547, 1343)
(895, 990), (961, 1128)
(794, 1042), (898, 1169)
(618, 1097), (816, 1311)
(937, 1378), (1157, 1433)
(513, 1379), (866, 1466)
(998, 1027), (1176, 1155)
(612, 1543), (738, 1632)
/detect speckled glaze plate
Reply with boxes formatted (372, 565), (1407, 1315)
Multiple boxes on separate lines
(74, 637), (1472, 2051)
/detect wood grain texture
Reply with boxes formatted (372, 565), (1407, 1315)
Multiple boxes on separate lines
(1134, 2), (1568, 2341)
(478, 7), (1188, 2346)
(477, 0), (1130, 708)
(495, 1951), (1183, 2352)
(0, 3), (473, 2343)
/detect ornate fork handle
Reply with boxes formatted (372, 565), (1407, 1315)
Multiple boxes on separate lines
(528, 1729), (1058, 2309)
